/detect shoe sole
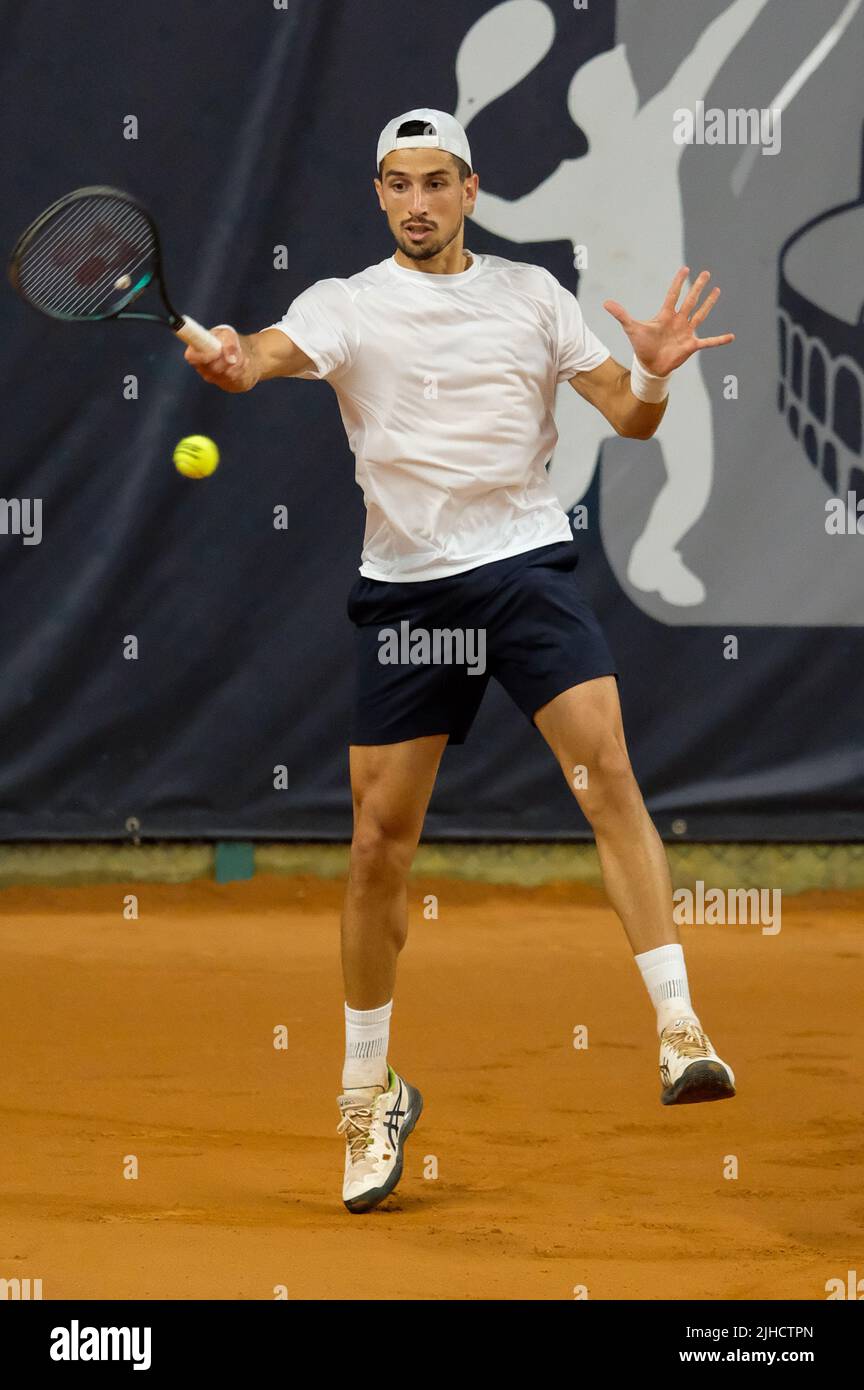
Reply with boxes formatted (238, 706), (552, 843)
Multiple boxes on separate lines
(343, 1081), (424, 1214)
(662, 1061), (736, 1106)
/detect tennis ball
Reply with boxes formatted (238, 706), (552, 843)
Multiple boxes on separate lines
(173, 435), (220, 479)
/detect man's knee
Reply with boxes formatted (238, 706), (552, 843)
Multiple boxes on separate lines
(570, 741), (642, 825)
(349, 808), (418, 882)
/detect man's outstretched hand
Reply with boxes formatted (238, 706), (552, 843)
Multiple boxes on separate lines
(603, 267), (735, 377)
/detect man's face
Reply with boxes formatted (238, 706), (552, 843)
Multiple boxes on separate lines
(375, 148), (478, 261)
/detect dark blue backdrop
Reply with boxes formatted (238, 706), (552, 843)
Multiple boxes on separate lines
(1, 0), (861, 840)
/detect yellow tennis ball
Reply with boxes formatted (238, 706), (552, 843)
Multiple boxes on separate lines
(173, 435), (220, 479)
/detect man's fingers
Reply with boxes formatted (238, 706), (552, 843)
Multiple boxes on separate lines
(185, 344), (221, 367)
(184, 341), (227, 367)
(603, 298), (632, 328)
(695, 332), (735, 349)
(662, 265), (690, 312)
(184, 337), (243, 378)
(185, 326), (240, 369)
(689, 285), (721, 328)
(681, 269), (711, 318)
(213, 327), (240, 366)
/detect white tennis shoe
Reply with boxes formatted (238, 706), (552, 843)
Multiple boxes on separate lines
(659, 1017), (736, 1105)
(336, 1065), (423, 1213)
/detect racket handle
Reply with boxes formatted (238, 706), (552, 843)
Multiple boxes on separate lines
(175, 315), (222, 355)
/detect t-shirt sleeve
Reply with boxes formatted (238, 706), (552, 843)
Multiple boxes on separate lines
(264, 278), (358, 380)
(552, 277), (611, 382)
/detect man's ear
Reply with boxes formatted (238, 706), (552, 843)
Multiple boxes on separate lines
(373, 177), (386, 212)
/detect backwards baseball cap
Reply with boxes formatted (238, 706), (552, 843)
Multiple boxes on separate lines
(376, 108), (472, 173)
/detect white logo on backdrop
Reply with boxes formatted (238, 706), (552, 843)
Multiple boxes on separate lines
(456, 0), (863, 608)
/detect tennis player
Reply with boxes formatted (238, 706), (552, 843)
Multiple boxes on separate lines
(185, 109), (737, 1215)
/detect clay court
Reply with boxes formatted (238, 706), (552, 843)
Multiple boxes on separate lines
(1, 873), (860, 1301)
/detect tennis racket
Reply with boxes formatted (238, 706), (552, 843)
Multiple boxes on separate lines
(8, 185), (221, 355)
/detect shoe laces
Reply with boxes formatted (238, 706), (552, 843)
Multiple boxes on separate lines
(664, 1019), (711, 1060)
(337, 1099), (378, 1165)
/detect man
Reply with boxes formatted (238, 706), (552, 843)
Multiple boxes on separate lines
(185, 109), (737, 1216)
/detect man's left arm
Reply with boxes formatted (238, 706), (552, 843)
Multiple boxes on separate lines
(569, 266), (734, 440)
(569, 356), (668, 439)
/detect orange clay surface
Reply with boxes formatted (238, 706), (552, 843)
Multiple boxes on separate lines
(0, 874), (861, 1301)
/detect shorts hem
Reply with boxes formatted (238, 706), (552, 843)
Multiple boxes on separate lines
(348, 726), (457, 747)
(524, 667), (619, 727)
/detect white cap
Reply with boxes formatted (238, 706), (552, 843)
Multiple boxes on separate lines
(376, 108), (472, 172)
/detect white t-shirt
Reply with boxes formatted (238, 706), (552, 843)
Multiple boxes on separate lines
(266, 252), (610, 582)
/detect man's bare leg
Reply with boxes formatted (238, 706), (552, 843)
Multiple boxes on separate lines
(342, 733), (448, 1012)
(534, 676), (734, 1102)
(534, 676), (675, 958)
(336, 734), (447, 1212)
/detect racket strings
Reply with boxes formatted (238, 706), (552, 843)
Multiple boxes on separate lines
(61, 205), (154, 316)
(16, 195), (156, 319)
(19, 203), (125, 313)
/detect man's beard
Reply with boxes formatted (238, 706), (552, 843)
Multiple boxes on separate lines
(394, 218), (462, 261)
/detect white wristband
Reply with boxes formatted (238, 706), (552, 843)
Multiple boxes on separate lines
(629, 354), (671, 403)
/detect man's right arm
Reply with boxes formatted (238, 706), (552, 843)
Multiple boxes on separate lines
(183, 326), (317, 392)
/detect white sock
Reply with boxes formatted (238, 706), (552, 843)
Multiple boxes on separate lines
(342, 999), (391, 1090)
(634, 944), (699, 1036)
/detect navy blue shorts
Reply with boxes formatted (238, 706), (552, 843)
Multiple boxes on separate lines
(347, 540), (618, 746)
